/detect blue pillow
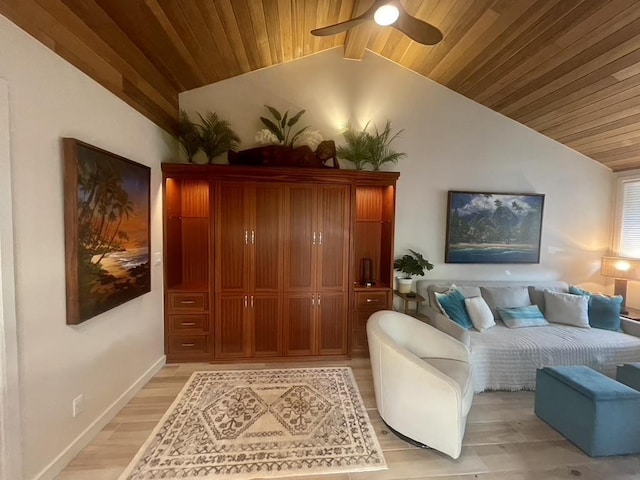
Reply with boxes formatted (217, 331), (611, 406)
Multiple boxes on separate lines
(569, 285), (590, 296)
(435, 288), (473, 330)
(498, 305), (548, 328)
(568, 285), (623, 331)
(588, 295), (623, 332)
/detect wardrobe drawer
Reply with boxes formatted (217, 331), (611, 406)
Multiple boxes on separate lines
(169, 314), (209, 333)
(354, 291), (389, 310)
(353, 310), (376, 329)
(167, 335), (210, 355)
(168, 292), (208, 312)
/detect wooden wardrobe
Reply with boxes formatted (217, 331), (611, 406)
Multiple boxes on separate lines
(162, 164), (399, 363)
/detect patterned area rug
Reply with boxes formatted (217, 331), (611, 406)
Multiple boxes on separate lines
(119, 367), (386, 480)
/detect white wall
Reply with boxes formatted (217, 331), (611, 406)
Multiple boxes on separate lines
(0, 77), (23, 480)
(181, 48), (614, 291)
(0, 15), (173, 480)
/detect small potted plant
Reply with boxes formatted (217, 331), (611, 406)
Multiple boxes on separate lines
(177, 110), (201, 163)
(394, 249), (434, 294)
(337, 120), (406, 170)
(197, 111), (240, 164)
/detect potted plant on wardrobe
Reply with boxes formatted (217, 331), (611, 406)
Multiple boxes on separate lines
(337, 120), (406, 170)
(394, 249), (434, 294)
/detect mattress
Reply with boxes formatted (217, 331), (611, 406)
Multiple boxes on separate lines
(470, 323), (640, 392)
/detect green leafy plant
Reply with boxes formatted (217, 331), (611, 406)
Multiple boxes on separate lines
(197, 111), (240, 164)
(367, 120), (406, 171)
(259, 105), (308, 147)
(337, 120), (406, 170)
(394, 249), (434, 278)
(336, 122), (370, 170)
(177, 110), (201, 163)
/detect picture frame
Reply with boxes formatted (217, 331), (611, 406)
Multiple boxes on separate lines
(445, 190), (545, 264)
(64, 138), (151, 324)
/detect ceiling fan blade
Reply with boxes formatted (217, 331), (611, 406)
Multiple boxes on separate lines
(311, 17), (370, 37)
(395, 11), (443, 45)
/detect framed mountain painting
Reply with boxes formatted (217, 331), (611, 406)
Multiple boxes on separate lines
(63, 138), (151, 324)
(445, 191), (545, 264)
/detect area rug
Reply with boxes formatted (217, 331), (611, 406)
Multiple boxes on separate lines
(118, 367), (386, 480)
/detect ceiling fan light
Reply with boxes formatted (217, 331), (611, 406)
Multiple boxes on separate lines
(374, 5), (399, 26)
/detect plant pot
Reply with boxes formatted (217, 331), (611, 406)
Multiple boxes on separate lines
(397, 277), (413, 294)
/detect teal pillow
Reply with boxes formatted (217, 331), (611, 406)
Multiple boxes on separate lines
(498, 305), (548, 328)
(568, 286), (623, 331)
(588, 295), (623, 332)
(569, 285), (590, 296)
(435, 288), (473, 330)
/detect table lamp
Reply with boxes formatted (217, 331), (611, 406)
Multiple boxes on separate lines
(600, 256), (640, 314)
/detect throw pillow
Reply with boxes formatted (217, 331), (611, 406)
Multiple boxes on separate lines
(480, 286), (532, 320)
(464, 296), (496, 332)
(544, 291), (590, 328)
(569, 285), (590, 296)
(569, 286), (623, 332)
(588, 294), (623, 332)
(528, 285), (568, 315)
(497, 305), (548, 328)
(435, 286), (473, 330)
(427, 284), (481, 312)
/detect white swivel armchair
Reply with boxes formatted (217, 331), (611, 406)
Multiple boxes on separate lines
(367, 310), (473, 459)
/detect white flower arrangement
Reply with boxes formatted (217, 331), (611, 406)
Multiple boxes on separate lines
(255, 128), (280, 145)
(294, 129), (324, 151)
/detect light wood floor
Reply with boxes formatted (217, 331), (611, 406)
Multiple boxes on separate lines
(55, 358), (640, 480)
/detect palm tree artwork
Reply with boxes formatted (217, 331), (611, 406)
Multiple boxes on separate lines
(74, 144), (150, 322)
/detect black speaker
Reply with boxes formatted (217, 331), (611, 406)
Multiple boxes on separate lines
(359, 258), (375, 287)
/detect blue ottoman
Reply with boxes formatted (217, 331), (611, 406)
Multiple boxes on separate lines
(535, 366), (640, 457)
(617, 363), (640, 391)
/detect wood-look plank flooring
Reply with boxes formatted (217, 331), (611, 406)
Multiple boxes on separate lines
(55, 358), (640, 480)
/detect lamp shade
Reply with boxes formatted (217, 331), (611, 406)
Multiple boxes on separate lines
(601, 256), (640, 280)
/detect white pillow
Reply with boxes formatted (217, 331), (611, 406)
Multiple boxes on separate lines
(543, 290), (590, 328)
(464, 296), (496, 332)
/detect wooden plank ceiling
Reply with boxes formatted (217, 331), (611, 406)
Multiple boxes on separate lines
(1, 0), (640, 171)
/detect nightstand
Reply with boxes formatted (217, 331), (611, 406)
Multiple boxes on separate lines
(621, 307), (640, 321)
(393, 290), (426, 315)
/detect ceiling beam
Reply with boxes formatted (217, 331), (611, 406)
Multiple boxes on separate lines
(344, 0), (374, 60)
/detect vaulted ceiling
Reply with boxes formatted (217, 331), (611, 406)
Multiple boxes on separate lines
(2, 0), (640, 171)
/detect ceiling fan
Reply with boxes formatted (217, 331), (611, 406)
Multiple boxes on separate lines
(311, 1), (443, 46)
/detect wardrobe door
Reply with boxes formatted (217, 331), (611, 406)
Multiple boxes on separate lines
(251, 294), (281, 357)
(252, 183), (284, 293)
(317, 292), (348, 355)
(283, 293), (315, 356)
(317, 185), (350, 292)
(215, 294), (249, 358)
(216, 182), (249, 293)
(283, 185), (316, 292)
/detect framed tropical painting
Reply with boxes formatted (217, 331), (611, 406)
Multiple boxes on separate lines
(445, 191), (545, 264)
(63, 138), (151, 324)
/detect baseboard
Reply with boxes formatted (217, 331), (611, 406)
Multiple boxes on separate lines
(32, 355), (166, 480)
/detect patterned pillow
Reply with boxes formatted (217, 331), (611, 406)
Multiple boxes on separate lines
(498, 305), (548, 328)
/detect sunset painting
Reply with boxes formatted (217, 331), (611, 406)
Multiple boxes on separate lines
(445, 191), (545, 264)
(64, 139), (150, 324)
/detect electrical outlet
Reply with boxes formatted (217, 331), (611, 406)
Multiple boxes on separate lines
(72, 394), (84, 417)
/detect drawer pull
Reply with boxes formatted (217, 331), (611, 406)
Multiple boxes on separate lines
(180, 300), (196, 304)
(181, 343), (195, 347)
(181, 322), (196, 326)
(366, 298), (381, 303)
